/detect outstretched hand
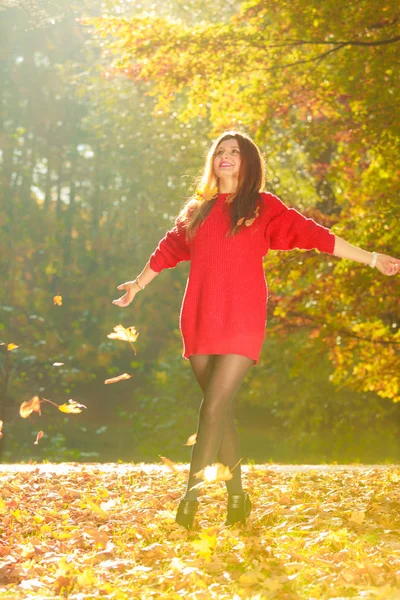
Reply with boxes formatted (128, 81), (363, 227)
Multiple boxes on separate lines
(376, 254), (400, 276)
(112, 282), (138, 307)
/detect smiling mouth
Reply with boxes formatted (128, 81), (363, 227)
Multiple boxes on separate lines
(219, 163), (233, 167)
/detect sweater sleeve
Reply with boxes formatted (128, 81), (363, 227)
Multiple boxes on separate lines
(264, 194), (335, 254)
(149, 218), (191, 273)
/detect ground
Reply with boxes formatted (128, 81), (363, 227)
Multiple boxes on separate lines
(0, 463), (399, 599)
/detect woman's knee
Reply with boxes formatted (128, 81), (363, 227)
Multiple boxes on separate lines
(199, 394), (233, 424)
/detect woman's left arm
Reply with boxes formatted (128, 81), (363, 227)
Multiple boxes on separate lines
(333, 236), (400, 277)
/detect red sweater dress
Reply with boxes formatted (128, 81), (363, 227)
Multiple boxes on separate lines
(149, 192), (335, 365)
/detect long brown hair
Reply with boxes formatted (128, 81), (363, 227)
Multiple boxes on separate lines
(178, 131), (266, 239)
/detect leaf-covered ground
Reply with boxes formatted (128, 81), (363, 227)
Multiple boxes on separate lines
(0, 463), (399, 599)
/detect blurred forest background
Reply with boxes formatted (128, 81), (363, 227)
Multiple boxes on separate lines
(0, 0), (399, 464)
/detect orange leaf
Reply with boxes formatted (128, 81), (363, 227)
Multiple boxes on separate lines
(20, 396), (42, 418)
(184, 433), (197, 446)
(34, 431), (44, 445)
(53, 295), (63, 306)
(159, 456), (178, 472)
(58, 400), (87, 414)
(104, 373), (132, 384)
(7, 343), (19, 351)
(0, 420), (3, 438)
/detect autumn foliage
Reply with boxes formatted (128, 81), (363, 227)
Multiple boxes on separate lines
(88, 0), (400, 402)
(1, 463), (399, 598)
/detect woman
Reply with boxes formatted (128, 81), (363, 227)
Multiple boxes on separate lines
(113, 131), (399, 529)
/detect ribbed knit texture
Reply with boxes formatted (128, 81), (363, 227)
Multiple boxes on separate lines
(149, 192), (335, 364)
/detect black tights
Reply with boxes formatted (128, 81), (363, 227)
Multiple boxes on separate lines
(184, 354), (253, 501)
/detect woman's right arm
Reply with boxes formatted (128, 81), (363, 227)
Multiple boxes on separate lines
(112, 261), (159, 307)
(112, 218), (191, 308)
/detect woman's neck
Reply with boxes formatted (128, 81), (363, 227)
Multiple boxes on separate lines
(218, 181), (238, 193)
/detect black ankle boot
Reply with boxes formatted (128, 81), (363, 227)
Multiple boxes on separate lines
(225, 492), (252, 525)
(175, 498), (199, 530)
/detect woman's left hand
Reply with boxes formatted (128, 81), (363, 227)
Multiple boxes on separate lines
(375, 253), (400, 276)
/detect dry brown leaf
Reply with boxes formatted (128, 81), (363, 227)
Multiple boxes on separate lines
(20, 396), (42, 418)
(58, 400), (87, 414)
(184, 433), (197, 446)
(104, 373), (132, 385)
(34, 431), (44, 445)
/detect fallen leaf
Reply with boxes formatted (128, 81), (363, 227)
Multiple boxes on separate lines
(52, 362), (64, 367)
(0, 420), (3, 438)
(104, 373), (132, 384)
(85, 499), (108, 519)
(20, 396), (41, 418)
(350, 511), (365, 525)
(34, 431), (44, 445)
(58, 400), (87, 414)
(53, 295), (63, 306)
(184, 433), (197, 446)
(7, 343), (19, 351)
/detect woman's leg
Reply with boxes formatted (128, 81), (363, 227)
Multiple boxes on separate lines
(184, 353), (253, 501)
(189, 355), (244, 495)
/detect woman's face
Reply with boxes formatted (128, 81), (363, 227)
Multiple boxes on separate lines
(213, 138), (241, 181)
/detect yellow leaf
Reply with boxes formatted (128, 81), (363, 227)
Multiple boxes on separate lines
(85, 498), (108, 519)
(107, 324), (139, 343)
(11, 509), (23, 523)
(184, 433), (197, 446)
(53, 294), (63, 306)
(7, 343), (19, 351)
(58, 400), (87, 413)
(77, 568), (97, 587)
(191, 532), (217, 558)
(350, 511), (365, 525)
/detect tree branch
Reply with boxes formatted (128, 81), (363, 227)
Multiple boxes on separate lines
(275, 311), (400, 346)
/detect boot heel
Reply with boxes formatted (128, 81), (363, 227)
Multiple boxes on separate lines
(225, 492), (252, 525)
(175, 499), (199, 530)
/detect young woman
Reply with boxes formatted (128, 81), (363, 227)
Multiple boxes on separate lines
(113, 131), (399, 529)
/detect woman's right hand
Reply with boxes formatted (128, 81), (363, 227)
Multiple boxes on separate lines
(112, 281), (139, 307)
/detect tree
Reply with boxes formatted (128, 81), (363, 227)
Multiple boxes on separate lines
(88, 0), (400, 402)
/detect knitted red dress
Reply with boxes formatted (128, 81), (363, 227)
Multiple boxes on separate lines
(149, 192), (335, 365)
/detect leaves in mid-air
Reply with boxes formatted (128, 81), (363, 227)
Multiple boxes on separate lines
(107, 324), (138, 343)
(53, 295), (63, 306)
(34, 430), (44, 445)
(104, 373), (132, 384)
(19, 396), (42, 418)
(58, 400), (87, 414)
(184, 433), (197, 446)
